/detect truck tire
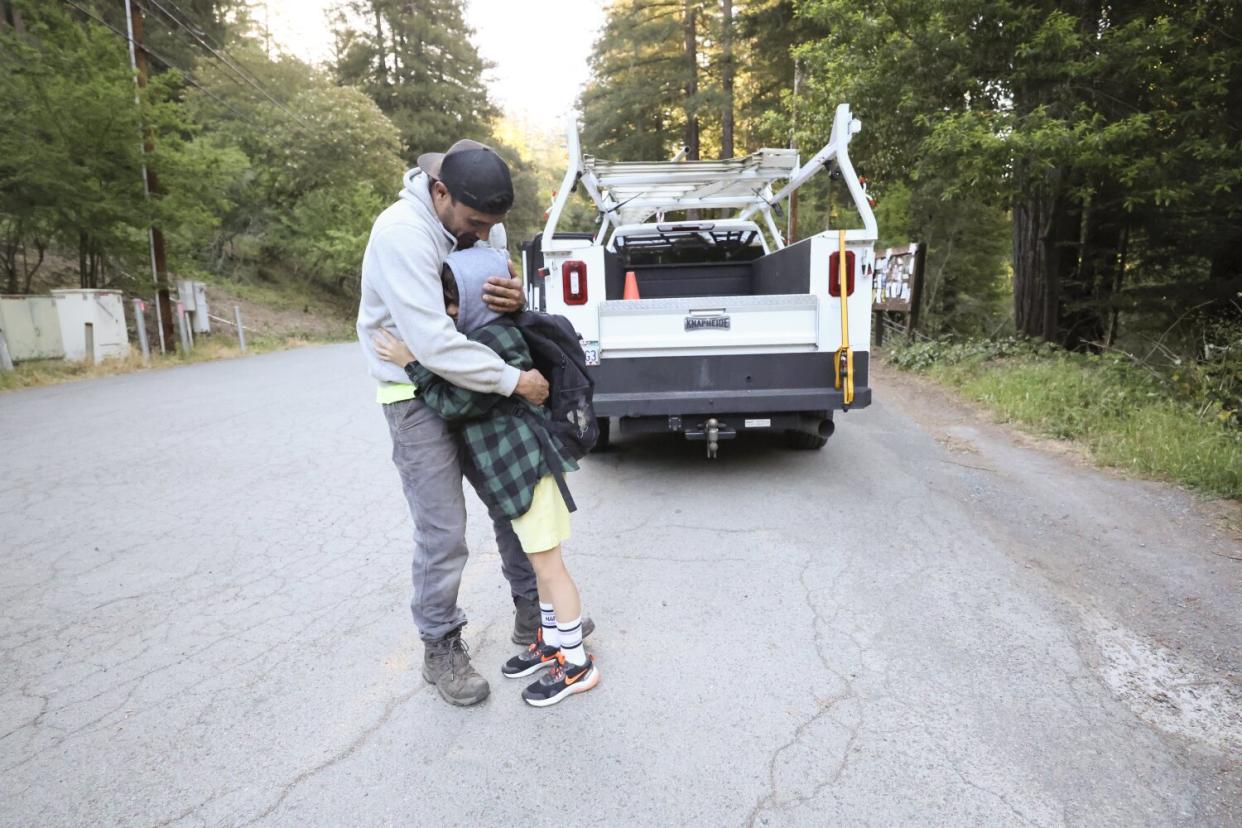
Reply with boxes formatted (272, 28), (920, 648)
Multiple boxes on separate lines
(785, 430), (828, 450)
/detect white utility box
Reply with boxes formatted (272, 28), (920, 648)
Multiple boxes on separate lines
(51, 289), (130, 363)
(0, 295), (64, 360)
(178, 280), (210, 334)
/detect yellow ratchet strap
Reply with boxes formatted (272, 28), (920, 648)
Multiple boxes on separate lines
(833, 229), (855, 409)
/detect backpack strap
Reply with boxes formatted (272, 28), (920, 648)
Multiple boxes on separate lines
(511, 402), (577, 513)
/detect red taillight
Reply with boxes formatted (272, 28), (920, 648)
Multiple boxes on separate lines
(562, 260), (588, 305)
(829, 250), (856, 297)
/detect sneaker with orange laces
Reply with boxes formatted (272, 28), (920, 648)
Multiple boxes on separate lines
(521, 653), (599, 707)
(501, 628), (560, 679)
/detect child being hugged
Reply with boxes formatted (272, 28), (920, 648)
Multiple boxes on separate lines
(373, 247), (599, 707)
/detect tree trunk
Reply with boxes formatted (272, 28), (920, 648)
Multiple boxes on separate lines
(683, 1), (699, 160)
(720, 0), (734, 159)
(1, 0), (26, 33)
(394, 15), (407, 81)
(1012, 177), (1063, 342)
(1103, 219), (1129, 348)
(78, 231), (88, 289)
(1058, 192), (1097, 349)
(22, 239), (44, 295)
(372, 2), (387, 90)
(1207, 222), (1242, 285)
(1061, 191), (1124, 351)
(88, 241), (100, 289)
(2, 221), (17, 295)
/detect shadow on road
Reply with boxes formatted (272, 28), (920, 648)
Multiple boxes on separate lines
(585, 424), (826, 472)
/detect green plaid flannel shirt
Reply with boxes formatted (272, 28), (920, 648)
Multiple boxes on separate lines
(405, 323), (578, 520)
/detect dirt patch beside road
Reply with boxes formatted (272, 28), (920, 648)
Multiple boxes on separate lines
(192, 282), (353, 342)
(875, 358), (1242, 540)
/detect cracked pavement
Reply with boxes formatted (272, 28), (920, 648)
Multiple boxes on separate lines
(1, 346), (1240, 826)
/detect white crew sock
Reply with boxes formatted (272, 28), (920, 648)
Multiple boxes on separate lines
(540, 602), (560, 648)
(557, 615), (587, 666)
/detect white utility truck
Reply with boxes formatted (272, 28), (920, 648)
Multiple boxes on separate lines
(521, 104), (877, 457)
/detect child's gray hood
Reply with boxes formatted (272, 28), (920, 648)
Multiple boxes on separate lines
(444, 247), (508, 333)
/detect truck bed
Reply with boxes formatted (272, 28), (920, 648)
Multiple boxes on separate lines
(603, 238), (813, 300)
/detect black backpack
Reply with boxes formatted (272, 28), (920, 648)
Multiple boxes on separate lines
(506, 310), (599, 461)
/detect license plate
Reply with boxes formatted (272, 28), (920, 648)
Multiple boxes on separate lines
(581, 340), (600, 366)
(685, 315), (731, 331)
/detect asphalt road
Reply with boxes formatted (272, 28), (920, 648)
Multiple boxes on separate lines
(2, 344), (1239, 827)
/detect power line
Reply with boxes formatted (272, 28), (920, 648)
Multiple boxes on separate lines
(155, 0), (280, 95)
(137, 0), (315, 132)
(58, 0), (253, 123)
(147, 0), (229, 50)
(139, 0), (317, 131)
(59, 0), (317, 138)
(137, 0), (293, 118)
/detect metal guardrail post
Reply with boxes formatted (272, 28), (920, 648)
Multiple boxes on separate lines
(154, 293), (166, 354)
(234, 305), (247, 353)
(0, 326), (14, 372)
(175, 302), (190, 354)
(133, 298), (150, 363)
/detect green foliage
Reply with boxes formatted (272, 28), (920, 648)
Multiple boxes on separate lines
(580, 0), (691, 160)
(1, 3), (272, 290)
(1, 0), (572, 312)
(794, 0), (1242, 347)
(333, 0), (499, 159)
(888, 337), (1061, 372)
(144, 73), (251, 267)
(580, 1), (821, 162)
(1, 3), (146, 286)
(178, 43), (405, 290)
(330, 0), (548, 258)
(272, 182), (387, 290)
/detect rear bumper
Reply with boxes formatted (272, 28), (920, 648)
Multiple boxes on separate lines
(589, 352), (870, 417)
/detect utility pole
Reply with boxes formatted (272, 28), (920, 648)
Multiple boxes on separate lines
(124, 0), (176, 352)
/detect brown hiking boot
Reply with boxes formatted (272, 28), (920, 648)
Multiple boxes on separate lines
(422, 627), (489, 706)
(511, 596), (597, 646)
(512, 594), (540, 645)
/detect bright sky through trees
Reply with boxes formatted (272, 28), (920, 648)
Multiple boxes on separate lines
(263, 0), (605, 126)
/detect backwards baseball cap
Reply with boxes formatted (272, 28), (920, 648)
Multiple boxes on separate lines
(417, 139), (514, 215)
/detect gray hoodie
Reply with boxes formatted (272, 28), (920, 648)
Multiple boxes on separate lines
(356, 169), (518, 396)
(444, 247), (507, 333)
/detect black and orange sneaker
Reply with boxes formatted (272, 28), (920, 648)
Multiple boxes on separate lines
(501, 628), (560, 679)
(521, 653), (599, 707)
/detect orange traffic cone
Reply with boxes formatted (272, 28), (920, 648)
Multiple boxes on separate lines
(623, 270), (641, 300)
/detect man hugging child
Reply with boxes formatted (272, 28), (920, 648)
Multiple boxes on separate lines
(372, 247), (599, 708)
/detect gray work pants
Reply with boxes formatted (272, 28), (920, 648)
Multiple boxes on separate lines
(383, 397), (537, 641)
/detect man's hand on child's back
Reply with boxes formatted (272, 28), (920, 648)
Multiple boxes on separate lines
(481, 260), (525, 314)
(515, 369), (549, 405)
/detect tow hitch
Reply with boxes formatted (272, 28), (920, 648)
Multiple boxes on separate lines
(684, 417), (736, 458)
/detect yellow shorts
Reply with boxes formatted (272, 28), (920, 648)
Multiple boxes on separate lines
(511, 475), (571, 555)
